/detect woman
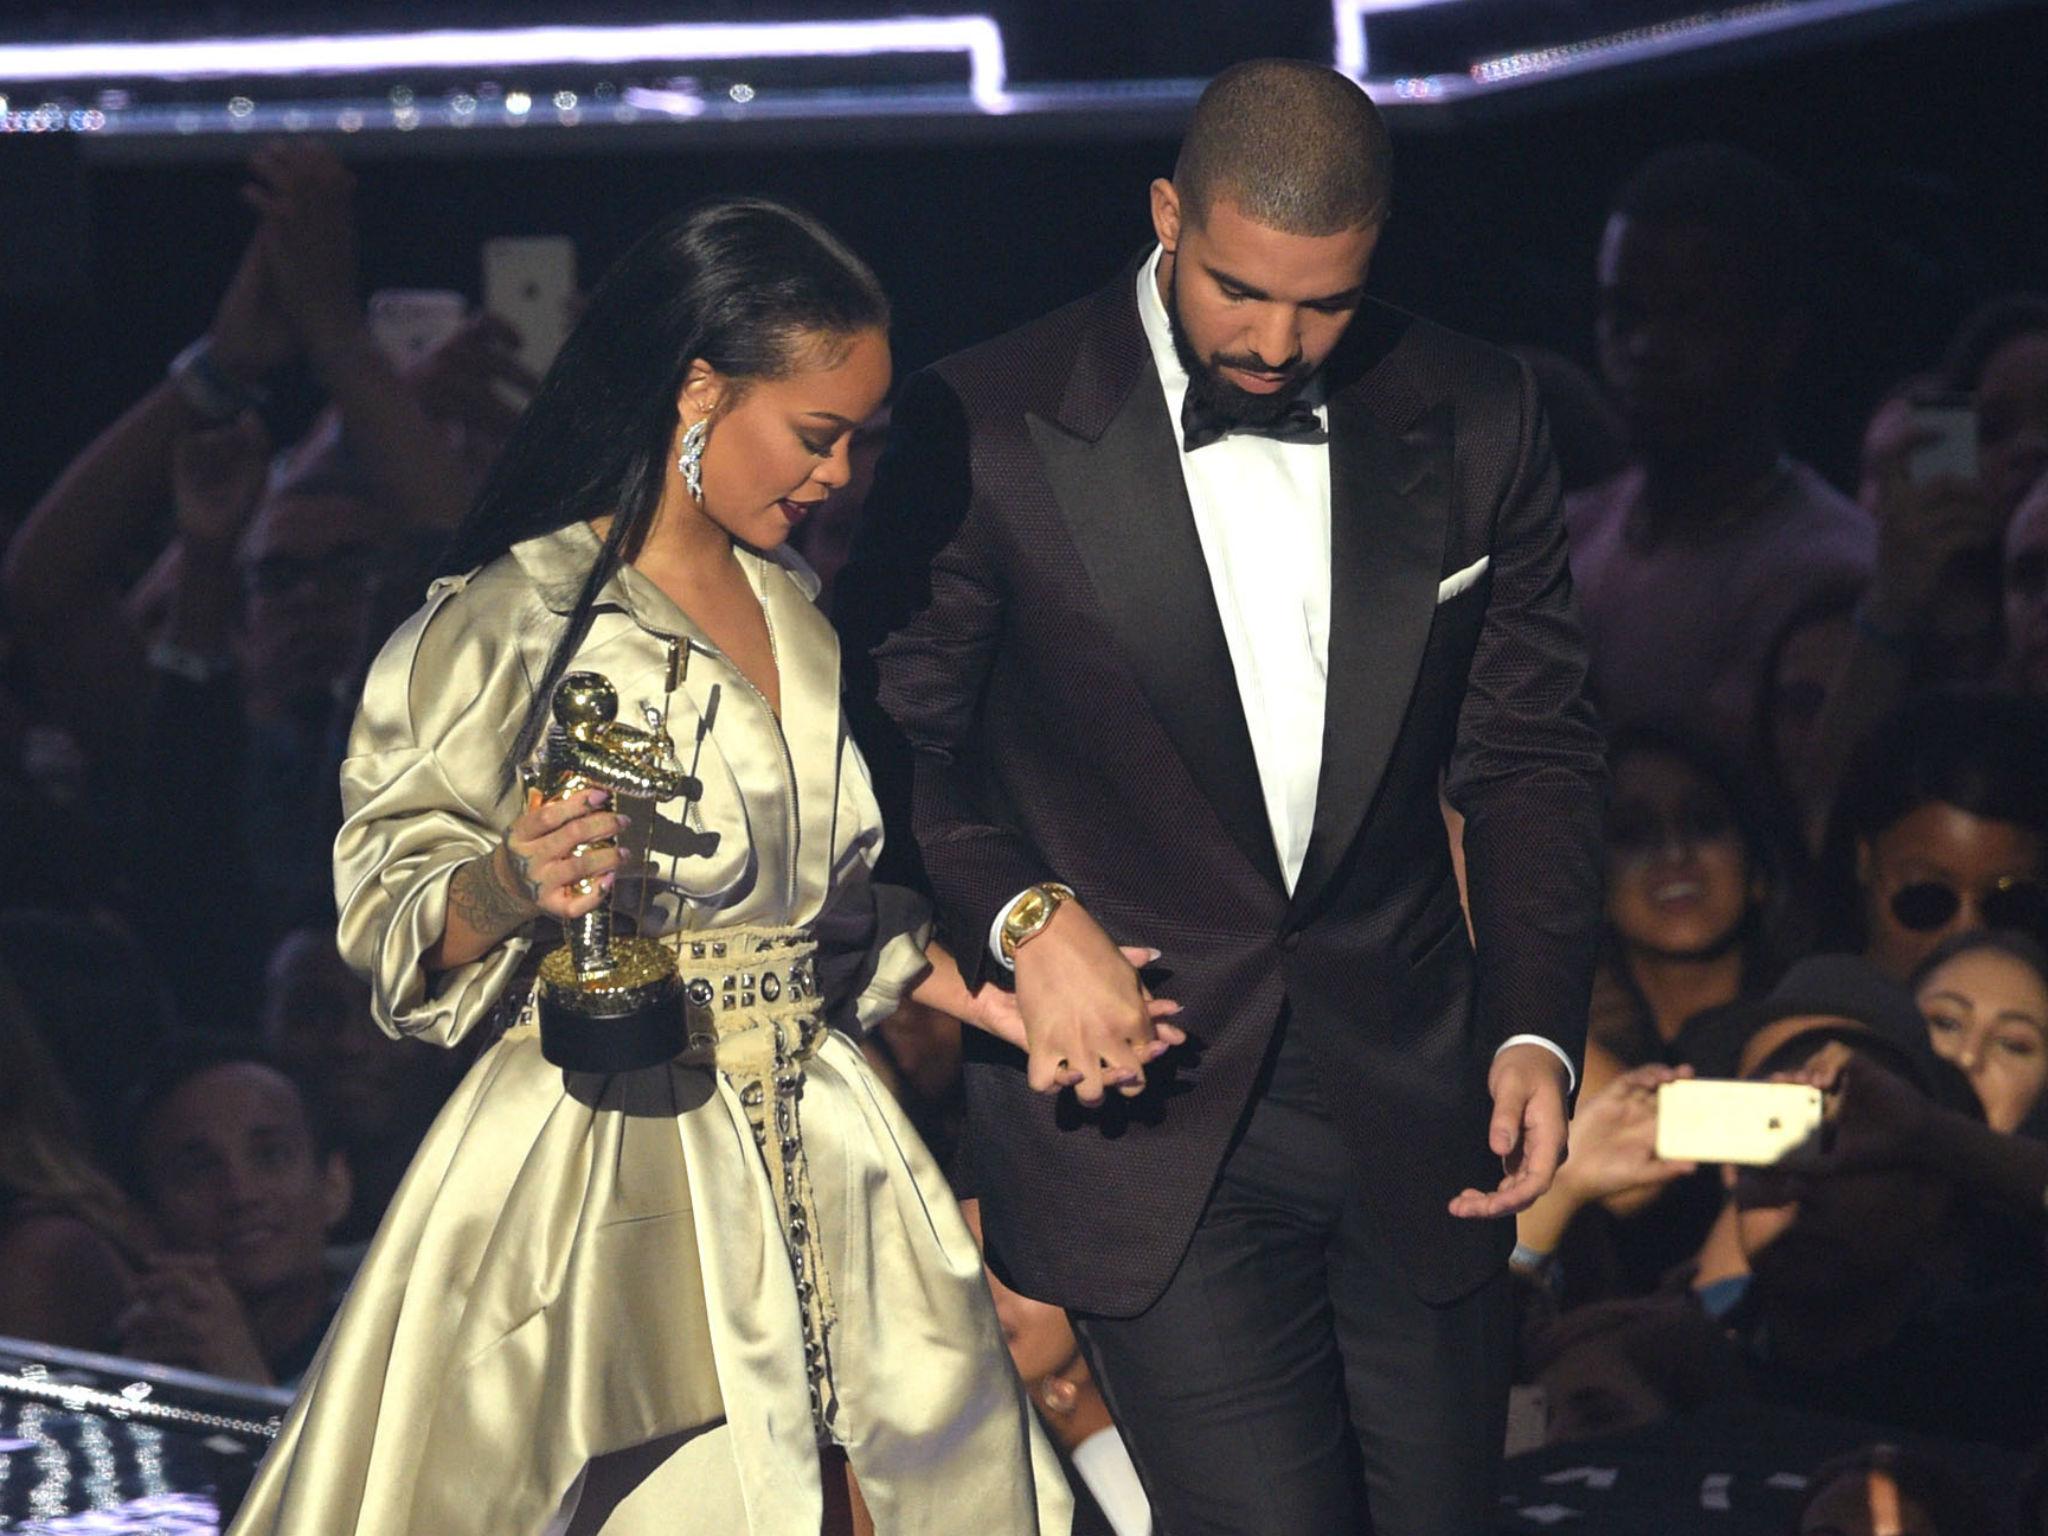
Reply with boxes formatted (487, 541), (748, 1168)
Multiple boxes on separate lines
(1912, 929), (2048, 1137)
(0, 966), (140, 1351)
(1816, 687), (2048, 983)
(233, 200), (1153, 1535)
(1588, 727), (1803, 1074)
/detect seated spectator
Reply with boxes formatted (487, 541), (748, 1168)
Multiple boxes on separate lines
(1940, 294), (2048, 526)
(1567, 143), (1872, 755)
(1, 140), (522, 1024)
(1757, 585), (1864, 842)
(1796, 300), (2048, 810)
(1591, 727), (1806, 1070)
(1911, 930), (2048, 1138)
(118, 1036), (351, 1388)
(1512, 1059), (1704, 1306)
(1815, 687), (2048, 981)
(0, 907), (179, 1163)
(0, 970), (140, 1351)
(2007, 471), (2048, 700)
(1792, 1443), (2004, 1536)
(1532, 959), (2048, 1451)
(962, 1200), (1152, 1536)
(259, 926), (462, 1247)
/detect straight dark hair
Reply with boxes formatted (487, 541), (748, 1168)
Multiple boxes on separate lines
(439, 196), (889, 777)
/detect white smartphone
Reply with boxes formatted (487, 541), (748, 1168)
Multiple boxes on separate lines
(482, 235), (577, 383)
(1905, 395), (1978, 485)
(366, 288), (466, 367)
(1654, 1078), (1824, 1166)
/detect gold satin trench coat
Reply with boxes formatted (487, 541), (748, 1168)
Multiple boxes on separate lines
(229, 522), (1069, 1535)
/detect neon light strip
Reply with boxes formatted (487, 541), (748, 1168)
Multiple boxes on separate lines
(0, 16), (1010, 111)
(1331, 0), (1467, 80)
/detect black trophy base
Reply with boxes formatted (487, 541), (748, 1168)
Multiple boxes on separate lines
(535, 938), (686, 1072)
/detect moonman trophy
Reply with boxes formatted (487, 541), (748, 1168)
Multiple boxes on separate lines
(532, 671), (700, 1072)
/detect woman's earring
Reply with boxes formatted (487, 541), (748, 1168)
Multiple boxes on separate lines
(678, 418), (709, 504)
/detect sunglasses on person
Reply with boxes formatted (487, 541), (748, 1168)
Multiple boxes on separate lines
(1888, 874), (2047, 933)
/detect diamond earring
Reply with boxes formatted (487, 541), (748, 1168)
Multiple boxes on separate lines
(678, 417), (709, 503)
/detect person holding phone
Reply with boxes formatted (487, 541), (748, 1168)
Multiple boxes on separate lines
(229, 199), (1088, 1536)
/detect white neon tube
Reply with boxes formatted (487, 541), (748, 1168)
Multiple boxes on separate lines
(0, 16), (1011, 111)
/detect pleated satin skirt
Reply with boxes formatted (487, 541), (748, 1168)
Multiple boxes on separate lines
(228, 1001), (1071, 1535)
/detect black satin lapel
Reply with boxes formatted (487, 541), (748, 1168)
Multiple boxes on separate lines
(1028, 377), (1285, 891)
(1292, 395), (1452, 914)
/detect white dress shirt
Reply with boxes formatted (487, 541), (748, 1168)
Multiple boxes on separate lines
(994, 249), (1573, 1089)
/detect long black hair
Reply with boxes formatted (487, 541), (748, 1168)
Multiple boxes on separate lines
(439, 197), (889, 774)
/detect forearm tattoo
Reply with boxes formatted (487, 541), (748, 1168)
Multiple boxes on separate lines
(449, 843), (541, 940)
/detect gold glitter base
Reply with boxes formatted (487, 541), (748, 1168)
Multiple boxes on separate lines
(537, 936), (680, 1018)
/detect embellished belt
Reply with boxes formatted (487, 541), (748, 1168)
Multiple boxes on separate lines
(673, 924), (839, 1438)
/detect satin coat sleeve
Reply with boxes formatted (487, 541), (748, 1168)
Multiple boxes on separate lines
(333, 572), (547, 1048)
(813, 668), (934, 1031)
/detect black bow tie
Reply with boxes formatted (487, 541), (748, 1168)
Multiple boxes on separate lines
(1181, 392), (1328, 453)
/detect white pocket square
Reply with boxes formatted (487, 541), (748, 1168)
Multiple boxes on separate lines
(1436, 556), (1490, 604)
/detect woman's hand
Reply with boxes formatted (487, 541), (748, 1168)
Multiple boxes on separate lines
(432, 788), (630, 969)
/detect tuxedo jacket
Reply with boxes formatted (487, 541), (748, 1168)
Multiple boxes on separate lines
(838, 261), (1606, 1314)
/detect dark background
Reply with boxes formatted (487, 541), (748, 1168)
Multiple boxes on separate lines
(4, 2), (2045, 514)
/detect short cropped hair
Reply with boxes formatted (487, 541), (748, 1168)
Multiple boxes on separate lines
(1174, 60), (1393, 235)
(1609, 143), (1815, 316)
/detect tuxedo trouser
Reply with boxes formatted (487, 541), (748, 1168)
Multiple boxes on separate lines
(1071, 1017), (1513, 1536)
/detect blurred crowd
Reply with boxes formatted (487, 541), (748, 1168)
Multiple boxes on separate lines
(2, 138), (2045, 1534)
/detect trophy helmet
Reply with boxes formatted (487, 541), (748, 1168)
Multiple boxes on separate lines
(553, 672), (618, 728)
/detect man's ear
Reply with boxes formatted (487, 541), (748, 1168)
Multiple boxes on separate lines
(1150, 178), (1183, 255)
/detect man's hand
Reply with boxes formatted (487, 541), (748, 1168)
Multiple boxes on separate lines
(1012, 903), (1186, 1105)
(1450, 1042), (1571, 1219)
(117, 1254), (272, 1385)
(973, 944), (1182, 1056)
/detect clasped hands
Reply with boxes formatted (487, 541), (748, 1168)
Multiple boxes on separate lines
(972, 900), (1570, 1223)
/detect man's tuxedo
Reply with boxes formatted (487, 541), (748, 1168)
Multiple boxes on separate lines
(838, 259), (1606, 1320)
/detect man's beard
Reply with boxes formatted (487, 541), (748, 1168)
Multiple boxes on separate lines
(1166, 261), (1318, 430)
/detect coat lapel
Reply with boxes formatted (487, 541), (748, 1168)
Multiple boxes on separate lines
(1025, 279), (1285, 891)
(1290, 389), (1453, 915)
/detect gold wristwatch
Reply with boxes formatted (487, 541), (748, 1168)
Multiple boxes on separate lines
(999, 882), (1076, 962)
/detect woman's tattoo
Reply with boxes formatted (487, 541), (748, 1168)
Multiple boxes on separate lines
(449, 845), (541, 937)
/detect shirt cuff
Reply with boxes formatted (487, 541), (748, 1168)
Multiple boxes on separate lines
(1495, 1034), (1576, 1092)
(988, 887), (1034, 971)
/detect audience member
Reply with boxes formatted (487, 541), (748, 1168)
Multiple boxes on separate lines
(1531, 958), (2048, 1451)
(1940, 294), (2048, 524)
(1797, 302), (2048, 816)
(1590, 727), (1805, 1070)
(2007, 471), (2048, 699)
(118, 1037), (351, 1388)
(1911, 930), (2048, 1137)
(1756, 584), (1864, 847)
(259, 926), (461, 1247)
(963, 1201), (1153, 1536)
(0, 970), (139, 1351)
(1815, 687), (2048, 981)
(1791, 1443), (2006, 1536)
(1568, 143), (1872, 754)
(0, 907), (178, 1162)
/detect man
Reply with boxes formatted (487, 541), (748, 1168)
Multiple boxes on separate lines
(841, 61), (1605, 1534)
(2007, 471), (2048, 699)
(1568, 144), (1873, 756)
(120, 1038), (351, 1388)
